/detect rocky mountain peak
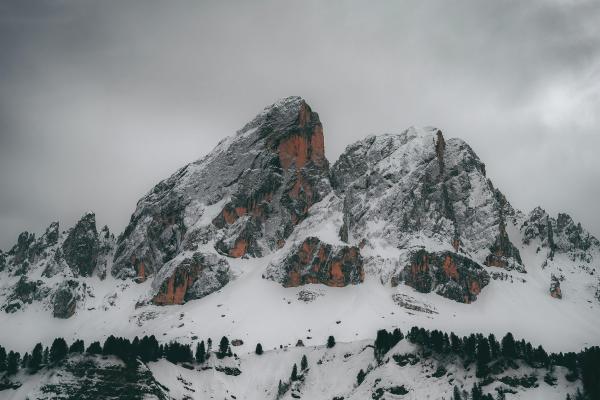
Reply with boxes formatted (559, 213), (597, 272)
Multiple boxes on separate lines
(62, 212), (100, 277)
(112, 97), (332, 304)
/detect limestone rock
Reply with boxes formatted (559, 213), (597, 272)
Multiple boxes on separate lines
(394, 250), (490, 303)
(52, 280), (80, 319)
(264, 237), (364, 287)
(151, 252), (230, 305)
(550, 275), (562, 299)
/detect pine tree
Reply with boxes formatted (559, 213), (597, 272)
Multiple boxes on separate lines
(501, 332), (516, 359)
(476, 336), (491, 377)
(291, 363), (298, 381)
(327, 335), (336, 348)
(69, 339), (85, 354)
(42, 347), (49, 365)
(255, 343), (263, 355)
(471, 383), (483, 400)
(86, 341), (102, 355)
(300, 354), (308, 371)
(6, 351), (20, 375)
(277, 380), (286, 397)
(21, 352), (30, 368)
(196, 341), (206, 363)
(49, 338), (68, 363)
(29, 343), (43, 371)
(453, 385), (462, 400)
(218, 336), (229, 359)
(0, 345), (6, 372)
(357, 369), (366, 385)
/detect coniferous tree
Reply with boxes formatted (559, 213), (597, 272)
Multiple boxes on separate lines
(138, 335), (159, 362)
(218, 336), (229, 359)
(301, 354), (308, 371)
(471, 383), (483, 400)
(0, 345), (6, 372)
(488, 334), (500, 359)
(476, 336), (491, 377)
(580, 346), (600, 400)
(196, 341), (206, 363)
(357, 369), (366, 385)
(42, 347), (49, 365)
(327, 336), (336, 348)
(49, 338), (68, 363)
(69, 339), (85, 354)
(501, 333), (516, 359)
(21, 352), (30, 368)
(291, 363), (298, 381)
(450, 333), (462, 355)
(453, 385), (462, 400)
(29, 343), (43, 371)
(6, 351), (20, 375)
(255, 343), (263, 355)
(86, 341), (102, 355)
(277, 380), (286, 397)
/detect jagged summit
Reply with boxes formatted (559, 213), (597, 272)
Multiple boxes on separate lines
(111, 96), (331, 302)
(236, 95), (308, 136)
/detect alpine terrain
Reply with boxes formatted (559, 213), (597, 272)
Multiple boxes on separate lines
(1, 97), (599, 400)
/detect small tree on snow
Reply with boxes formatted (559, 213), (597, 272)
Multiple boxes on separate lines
(300, 354), (308, 371)
(357, 369), (366, 385)
(327, 336), (336, 348)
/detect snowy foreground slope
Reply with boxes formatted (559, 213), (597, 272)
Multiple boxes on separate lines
(0, 96), (599, 399)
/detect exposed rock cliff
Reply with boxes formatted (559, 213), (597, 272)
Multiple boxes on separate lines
(392, 250), (489, 303)
(264, 237), (364, 287)
(113, 96), (330, 283)
(151, 252), (230, 305)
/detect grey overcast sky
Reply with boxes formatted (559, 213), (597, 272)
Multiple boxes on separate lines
(0, 0), (599, 249)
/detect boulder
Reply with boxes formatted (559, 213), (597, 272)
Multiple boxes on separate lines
(550, 275), (562, 299)
(52, 280), (80, 318)
(394, 250), (490, 303)
(264, 237), (364, 287)
(152, 252), (230, 305)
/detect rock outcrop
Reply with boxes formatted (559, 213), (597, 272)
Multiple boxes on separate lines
(521, 206), (599, 262)
(113, 96), (331, 283)
(152, 252), (230, 305)
(2, 276), (49, 313)
(264, 237), (364, 287)
(52, 280), (80, 318)
(393, 250), (490, 303)
(62, 213), (100, 277)
(550, 275), (562, 299)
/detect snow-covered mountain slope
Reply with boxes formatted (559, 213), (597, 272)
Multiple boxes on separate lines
(0, 96), (599, 398)
(1, 333), (587, 400)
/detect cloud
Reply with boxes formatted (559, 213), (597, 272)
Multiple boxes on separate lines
(0, 0), (599, 248)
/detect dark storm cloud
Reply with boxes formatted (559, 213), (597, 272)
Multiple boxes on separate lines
(1, 0), (599, 249)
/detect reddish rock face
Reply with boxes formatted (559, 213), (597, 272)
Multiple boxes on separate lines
(153, 264), (200, 305)
(271, 237), (364, 288)
(213, 100), (330, 259)
(550, 276), (562, 299)
(152, 253), (230, 306)
(399, 250), (489, 303)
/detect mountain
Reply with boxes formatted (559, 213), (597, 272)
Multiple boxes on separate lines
(1, 97), (599, 399)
